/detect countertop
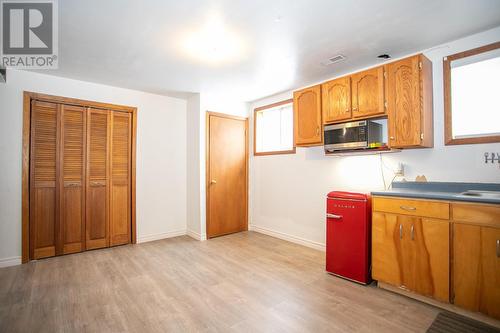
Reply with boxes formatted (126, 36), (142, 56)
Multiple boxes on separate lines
(371, 181), (500, 204)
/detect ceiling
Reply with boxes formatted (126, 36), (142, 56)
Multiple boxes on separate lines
(45, 0), (500, 101)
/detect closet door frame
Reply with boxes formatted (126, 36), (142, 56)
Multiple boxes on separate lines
(22, 91), (137, 263)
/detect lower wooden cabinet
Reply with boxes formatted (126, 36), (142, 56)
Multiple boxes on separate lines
(373, 197), (500, 320)
(372, 211), (449, 302)
(453, 223), (500, 319)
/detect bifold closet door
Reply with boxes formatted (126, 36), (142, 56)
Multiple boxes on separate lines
(60, 105), (86, 254)
(110, 111), (131, 246)
(30, 101), (58, 259)
(86, 109), (110, 250)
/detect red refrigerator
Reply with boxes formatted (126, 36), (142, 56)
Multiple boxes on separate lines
(326, 191), (372, 284)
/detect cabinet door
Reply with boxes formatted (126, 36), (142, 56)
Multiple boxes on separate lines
(110, 111), (131, 246)
(351, 67), (385, 118)
(321, 77), (351, 123)
(60, 105), (86, 255)
(372, 212), (405, 287)
(293, 85), (322, 146)
(386, 55), (422, 148)
(373, 212), (449, 302)
(86, 109), (110, 250)
(30, 101), (59, 259)
(454, 224), (500, 319)
(412, 218), (449, 302)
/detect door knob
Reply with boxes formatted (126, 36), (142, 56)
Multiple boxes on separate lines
(210, 180), (217, 184)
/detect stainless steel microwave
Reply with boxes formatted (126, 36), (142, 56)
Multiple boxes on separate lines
(324, 120), (382, 153)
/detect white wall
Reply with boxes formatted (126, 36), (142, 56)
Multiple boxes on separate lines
(0, 69), (187, 265)
(249, 27), (500, 250)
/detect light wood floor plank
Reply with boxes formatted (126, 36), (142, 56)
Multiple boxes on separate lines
(0, 231), (440, 332)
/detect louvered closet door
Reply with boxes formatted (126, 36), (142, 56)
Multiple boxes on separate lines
(86, 109), (110, 250)
(30, 101), (59, 259)
(60, 105), (86, 254)
(110, 111), (131, 246)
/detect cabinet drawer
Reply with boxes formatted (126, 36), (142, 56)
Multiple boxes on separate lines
(373, 197), (449, 220)
(451, 202), (500, 228)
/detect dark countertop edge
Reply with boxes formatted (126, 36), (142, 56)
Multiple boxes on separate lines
(371, 190), (500, 205)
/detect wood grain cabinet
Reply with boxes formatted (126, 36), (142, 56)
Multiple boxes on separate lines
(321, 76), (351, 123)
(351, 66), (385, 119)
(372, 207), (449, 302)
(385, 54), (433, 148)
(293, 85), (322, 146)
(452, 203), (500, 319)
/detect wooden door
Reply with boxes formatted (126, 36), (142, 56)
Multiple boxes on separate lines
(454, 224), (500, 319)
(372, 212), (449, 302)
(411, 218), (449, 302)
(351, 67), (385, 118)
(60, 105), (86, 255)
(207, 113), (248, 238)
(30, 101), (59, 259)
(109, 111), (131, 246)
(293, 85), (322, 146)
(386, 56), (422, 148)
(86, 109), (110, 250)
(321, 77), (351, 123)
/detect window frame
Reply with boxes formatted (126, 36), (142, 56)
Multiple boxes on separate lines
(443, 41), (500, 146)
(253, 99), (296, 156)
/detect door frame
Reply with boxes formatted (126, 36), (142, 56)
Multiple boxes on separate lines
(22, 91), (138, 263)
(205, 111), (249, 238)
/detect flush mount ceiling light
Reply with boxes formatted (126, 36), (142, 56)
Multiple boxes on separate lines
(321, 54), (346, 66)
(182, 13), (245, 65)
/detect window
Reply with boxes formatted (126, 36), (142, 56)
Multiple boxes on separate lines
(444, 42), (500, 145)
(254, 99), (295, 155)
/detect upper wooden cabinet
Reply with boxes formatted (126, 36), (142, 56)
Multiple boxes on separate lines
(293, 85), (322, 146)
(322, 76), (351, 123)
(386, 54), (433, 148)
(351, 66), (385, 119)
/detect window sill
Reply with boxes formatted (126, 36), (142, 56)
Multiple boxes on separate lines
(445, 135), (500, 146)
(254, 148), (296, 156)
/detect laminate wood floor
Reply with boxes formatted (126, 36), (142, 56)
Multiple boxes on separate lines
(0, 231), (440, 332)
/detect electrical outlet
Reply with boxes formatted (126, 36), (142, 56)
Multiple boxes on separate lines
(395, 162), (404, 176)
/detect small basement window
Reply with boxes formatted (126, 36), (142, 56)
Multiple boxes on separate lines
(444, 42), (500, 145)
(254, 99), (295, 155)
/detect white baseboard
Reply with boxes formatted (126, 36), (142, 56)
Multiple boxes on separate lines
(249, 225), (325, 251)
(186, 229), (207, 241)
(0, 256), (22, 268)
(137, 229), (186, 244)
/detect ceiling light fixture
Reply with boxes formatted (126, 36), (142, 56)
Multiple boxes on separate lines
(182, 13), (245, 65)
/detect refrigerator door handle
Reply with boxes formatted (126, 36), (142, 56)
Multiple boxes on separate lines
(326, 213), (343, 220)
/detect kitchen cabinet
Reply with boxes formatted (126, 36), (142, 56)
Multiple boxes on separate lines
(321, 76), (351, 123)
(385, 54), (433, 148)
(452, 203), (500, 319)
(293, 85), (322, 146)
(321, 66), (385, 124)
(351, 67), (385, 119)
(372, 209), (449, 302)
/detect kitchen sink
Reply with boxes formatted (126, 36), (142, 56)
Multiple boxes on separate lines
(456, 190), (500, 199)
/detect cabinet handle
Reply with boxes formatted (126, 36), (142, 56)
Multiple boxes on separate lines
(497, 240), (500, 258)
(353, 107), (358, 111)
(410, 225), (415, 240)
(399, 224), (403, 239)
(390, 136), (395, 140)
(345, 108), (350, 113)
(316, 126), (320, 135)
(400, 205), (416, 212)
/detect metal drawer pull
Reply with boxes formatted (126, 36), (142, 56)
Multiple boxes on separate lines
(400, 205), (416, 211)
(497, 240), (500, 258)
(410, 225), (415, 240)
(399, 224), (403, 239)
(326, 213), (342, 220)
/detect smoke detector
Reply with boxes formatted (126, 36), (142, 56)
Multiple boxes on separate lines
(322, 54), (346, 66)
